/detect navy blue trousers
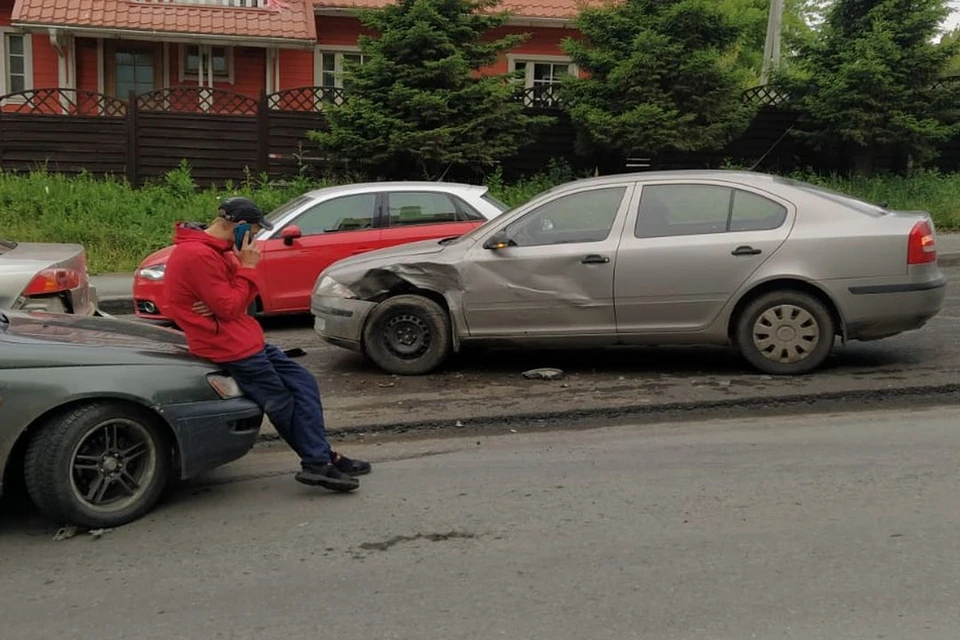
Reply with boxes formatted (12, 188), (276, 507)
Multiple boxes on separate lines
(220, 344), (332, 467)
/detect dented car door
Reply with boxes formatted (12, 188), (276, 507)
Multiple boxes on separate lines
(459, 183), (634, 338)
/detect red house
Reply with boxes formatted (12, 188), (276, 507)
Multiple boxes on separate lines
(0, 0), (587, 110)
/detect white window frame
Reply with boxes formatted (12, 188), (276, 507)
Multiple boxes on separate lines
(0, 28), (34, 104)
(313, 46), (366, 89)
(507, 54), (577, 88)
(507, 54), (576, 107)
(178, 44), (235, 84)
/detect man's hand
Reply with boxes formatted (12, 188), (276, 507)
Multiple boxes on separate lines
(192, 301), (214, 317)
(235, 231), (261, 269)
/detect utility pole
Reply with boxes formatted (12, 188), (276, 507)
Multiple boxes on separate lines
(761, 0), (785, 84)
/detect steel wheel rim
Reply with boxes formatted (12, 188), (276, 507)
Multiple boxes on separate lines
(384, 313), (431, 360)
(752, 304), (820, 364)
(69, 418), (158, 514)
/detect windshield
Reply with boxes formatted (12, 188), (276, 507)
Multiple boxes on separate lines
(0, 239), (16, 254)
(263, 195), (313, 230)
(775, 177), (889, 217)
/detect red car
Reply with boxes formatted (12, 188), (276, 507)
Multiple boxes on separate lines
(133, 182), (509, 322)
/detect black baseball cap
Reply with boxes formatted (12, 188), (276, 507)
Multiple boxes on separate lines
(218, 196), (274, 230)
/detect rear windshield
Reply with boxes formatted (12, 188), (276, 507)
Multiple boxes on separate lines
(775, 177), (888, 217)
(0, 239), (16, 254)
(481, 193), (511, 212)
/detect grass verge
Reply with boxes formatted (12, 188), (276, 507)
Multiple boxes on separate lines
(2, 162), (959, 273)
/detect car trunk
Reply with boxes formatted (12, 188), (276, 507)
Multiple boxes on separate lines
(0, 242), (97, 315)
(881, 209), (941, 277)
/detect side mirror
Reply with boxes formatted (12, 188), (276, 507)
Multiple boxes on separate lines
(281, 225), (302, 246)
(483, 231), (515, 250)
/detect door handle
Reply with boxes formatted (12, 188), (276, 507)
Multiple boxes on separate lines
(581, 254), (610, 264)
(350, 247), (375, 254)
(731, 246), (762, 256)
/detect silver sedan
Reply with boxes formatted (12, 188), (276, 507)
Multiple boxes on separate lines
(0, 239), (99, 315)
(309, 170), (946, 376)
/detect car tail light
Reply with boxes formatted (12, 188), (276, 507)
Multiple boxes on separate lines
(907, 220), (937, 265)
(22, 268), (83, 296)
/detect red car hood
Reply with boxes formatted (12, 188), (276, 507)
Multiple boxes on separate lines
(138, 245), (175, 270)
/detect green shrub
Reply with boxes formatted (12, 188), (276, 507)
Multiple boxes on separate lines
(1, 162), (958, 274)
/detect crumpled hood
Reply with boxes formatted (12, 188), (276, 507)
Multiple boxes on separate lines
(325, 238), (458, 275)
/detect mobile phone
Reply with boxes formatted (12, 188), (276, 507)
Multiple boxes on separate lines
(234, 223), (251, 250)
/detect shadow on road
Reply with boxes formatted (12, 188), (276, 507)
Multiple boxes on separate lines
(0, 475), (270, 539)
(320, 339), (927, 381)
(252, 312), (934, 381)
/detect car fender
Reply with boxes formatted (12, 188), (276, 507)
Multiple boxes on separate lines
(0, 364), (216, 495)
(714, 272), (849, 340)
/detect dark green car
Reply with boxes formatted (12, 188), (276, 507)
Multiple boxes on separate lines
(1, 310), (263, 528)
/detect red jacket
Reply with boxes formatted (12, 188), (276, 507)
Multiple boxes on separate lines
(163, 222), (265, 363)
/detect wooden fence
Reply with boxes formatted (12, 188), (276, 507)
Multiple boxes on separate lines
(0, 85), (581, 185)
(5, 82), (957, 183)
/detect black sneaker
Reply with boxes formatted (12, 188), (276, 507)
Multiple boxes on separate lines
(332, 451), (372, 477)
(295, 463), (359, 492)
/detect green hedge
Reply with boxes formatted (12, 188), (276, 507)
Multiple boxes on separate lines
(1, 161), (958, 273)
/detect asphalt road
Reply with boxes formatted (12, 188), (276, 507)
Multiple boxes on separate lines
(235, 266), (960, 432)
(4, 407), (960, 639)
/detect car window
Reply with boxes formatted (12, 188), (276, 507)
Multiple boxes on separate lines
(635, 184), (787, 238)
(481, 193), (510, 212)
(505, 186), (627, 247)
(386, 192), (478, 226)
(729, 189), (788, 232)
(292, 194), (377, 235)
(453, 196), (488, 221)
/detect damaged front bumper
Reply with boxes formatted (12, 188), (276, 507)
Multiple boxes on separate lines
(311, 294), (378, 352)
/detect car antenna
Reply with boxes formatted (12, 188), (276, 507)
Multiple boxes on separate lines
(748, 125), (795, 171)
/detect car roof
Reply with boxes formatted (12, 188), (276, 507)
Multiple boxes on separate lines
(549, 170), (785, 191)
(302, 181), (488, 199)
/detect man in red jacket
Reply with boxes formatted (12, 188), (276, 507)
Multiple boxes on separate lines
(163, 196), (370, 492)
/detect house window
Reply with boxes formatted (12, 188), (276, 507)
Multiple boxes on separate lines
(6, 34), (26, 94)
(0, 31), (32, 99)
(116, 50), (156, 98)
(181, 45), (232, 81)
(317, 51), (365, 89)
(510, 58), (575, 107)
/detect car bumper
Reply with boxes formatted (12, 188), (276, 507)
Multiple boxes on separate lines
(311, 295), (378, 352)
(833, 275), (947, 340)
(160, 397), (264, 479)
(134, 277), (171, 321)
(14, 283), (99, 315)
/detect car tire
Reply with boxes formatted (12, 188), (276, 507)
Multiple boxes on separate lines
(362, 294), (452, 375)
(23, 402), (173, 529)
(735, 290), (836, 375)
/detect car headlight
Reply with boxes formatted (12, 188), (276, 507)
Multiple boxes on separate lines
(207, 374), (244, 399)
(138, 264), (166, 281)
(314, 275), (356, 299)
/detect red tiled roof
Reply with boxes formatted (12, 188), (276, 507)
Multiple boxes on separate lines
(12, 0), (317, 45)
(312, 0), (596, 20)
